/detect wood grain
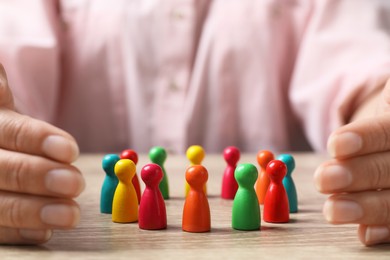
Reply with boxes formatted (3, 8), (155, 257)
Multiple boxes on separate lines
(2, 153), (390, 259)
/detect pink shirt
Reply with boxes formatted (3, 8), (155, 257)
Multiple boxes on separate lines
(1, 0), (390, 153)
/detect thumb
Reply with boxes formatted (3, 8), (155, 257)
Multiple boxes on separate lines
(0, 63), (15, 110)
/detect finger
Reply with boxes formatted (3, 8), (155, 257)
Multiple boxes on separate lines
(323, 190), (390, 225)
(0, 63), (77, 163)
(358, 224), (390, 246)
(0, 109), (79, 163)
(314, 152), (390, 194)
(327, 113), (390, 159)
(0, 227), (52, 245)
(0, 149), (85, 198)
(0, 191), (80, 229)
(0, 63), (15, 109)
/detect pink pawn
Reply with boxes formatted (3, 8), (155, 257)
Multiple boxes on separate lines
(120, 149), (142, 204)
(139, 163), (167, 230)
(263, 160), (289, 223)
(221, 146), (240, 199)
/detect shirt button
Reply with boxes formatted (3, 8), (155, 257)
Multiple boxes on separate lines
(170, 9), (185, 21)
(272, 4), (282, 18)
(169, 80), (180, 92)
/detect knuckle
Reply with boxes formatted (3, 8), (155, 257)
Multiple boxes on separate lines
(2, 155), (29, 192)
(0, 196), (24, 227)
(377, 197), (390, 224)
(8, 116), (33, 152)
(368, 156), (390, 189)
(374, 120), (390, 152)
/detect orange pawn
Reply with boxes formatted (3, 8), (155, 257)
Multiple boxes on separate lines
(182, 165), (210, 233)
(112, 159), (138, 223)
(255, 150), (274, 204)
(185, 145), (206, 197)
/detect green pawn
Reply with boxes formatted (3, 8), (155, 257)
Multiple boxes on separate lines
(278, 154), (298, 213)
(149, 146), (169, 199)
(232, 163), (260, 230)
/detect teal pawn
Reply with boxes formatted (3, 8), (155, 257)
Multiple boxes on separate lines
(232, 163), (260, 230)
(100, 154), (120, 213)
(149, 146), (169, 199)
(278, 154), (298, 213)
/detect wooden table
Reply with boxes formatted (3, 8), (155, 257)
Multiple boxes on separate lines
(2, 153), (390, 259)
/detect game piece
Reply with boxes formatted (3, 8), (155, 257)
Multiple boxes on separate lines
(120, 149), (142, 203)
(138, 163), (167, 230)
(100, 154), (120, 214)
(182, 165), (210, 232)
(263, 160), (289, 223)
(112, 159), (138, 223)
(149, 146), (169, 199)
(185, 145), (206, 197)
(278, 154), (298, 213)
(232, 163), (260, 230)
(221, 146), (240, 199)
(255, 150), (274, 204)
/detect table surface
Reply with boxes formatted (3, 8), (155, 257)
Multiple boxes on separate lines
(2, 153), (390, 259)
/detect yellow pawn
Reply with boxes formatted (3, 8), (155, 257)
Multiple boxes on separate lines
(185, 145), (207, 197)
(112, 159), (138, 223)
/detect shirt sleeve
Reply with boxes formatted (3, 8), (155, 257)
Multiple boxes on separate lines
(290, 0), (390, 151)
(0, 0), (62, 123)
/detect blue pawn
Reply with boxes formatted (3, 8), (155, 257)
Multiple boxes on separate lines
(100, 154), (120, 214)
(278, 154), (298, 213)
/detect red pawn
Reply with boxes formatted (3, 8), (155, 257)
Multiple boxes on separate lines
(221, 146), (240, 199)
(139, 164), (167, 230)
(120, 149), (141, 204)
(182, 165), (210, 232)
(263, 160), (289, 223)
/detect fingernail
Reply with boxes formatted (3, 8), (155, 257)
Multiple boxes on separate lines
(365, 226), (390, 245)
(19, 229), (52, 241)
(323, 199), (363, 223)
(314, 165), (352, 192)
(40, 204), (80, 227)
(327, 132), (362, 157)
(42, 135), (79, 162)
(45, 169), (86, 196)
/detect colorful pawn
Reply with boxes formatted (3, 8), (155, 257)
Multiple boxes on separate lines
(182, 165), (210, 233)
(278, 154), (298, 213)
(255, 150), (274, 204)
(221, 146), (240, 199)
(185, 145), (206, 197)
(263, 160), (289, 223)
(232, 164), (260, 231)
(100, 154), (120, 214)
(112, 159), (138, 223)
(139, 164), (167, 230)
(120, 149), (142, 204)
(149, 146), (169, 200)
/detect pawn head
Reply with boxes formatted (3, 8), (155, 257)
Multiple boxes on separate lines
(120, 149), (139, 164)
(102, 154), (120, 177)
(234, 163), (258, 188)
(149, 146), (167, 165)
(114, 159), (136, 183)
(141, 163), (163, 188)
(223, 146), (240, 165)
(277, 154), (295, 176)
(266, 160), (287, 183)
(186, 145), (205, 164)
(257, 150), (274, 169)
(185, 165), (208, 189)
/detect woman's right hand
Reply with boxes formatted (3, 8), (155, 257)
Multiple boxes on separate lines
(0, 64), (85, 244)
